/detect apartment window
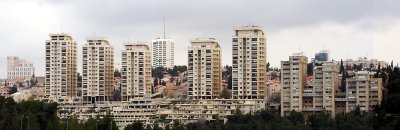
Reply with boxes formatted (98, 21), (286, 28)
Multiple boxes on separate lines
(233, 38), (238, 42)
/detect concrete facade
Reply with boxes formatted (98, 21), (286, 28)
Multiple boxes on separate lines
(45, 33), (77, 100)
(7, 56), (35, 80)
(82, 38), (114, 103)
(187, 38), (222, 99)
(121, 43), (152, 101)
(232, 26), (267, 99)
(152, 38), (174, 68)
(281, 53), (308, 116)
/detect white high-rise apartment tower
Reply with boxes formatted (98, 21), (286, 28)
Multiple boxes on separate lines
(152, 38), (174, 68)
(280, 53), (308, 116)
(188, 38), (222, 99)
(232, 26), (267, 99)
(45, 33), (78, 99)
(121, 42), (152, 101)
(7, 56), (35, 80)
(82, 38), (114, 104)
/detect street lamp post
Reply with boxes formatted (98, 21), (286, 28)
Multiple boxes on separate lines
(65, 113), (70, 130)
(110, 119), (112, 130)
(20, 115), (23, 130)
(66, 117), (69, 130)
(96, 119), (98, 130)
(27, 116), (29, 130)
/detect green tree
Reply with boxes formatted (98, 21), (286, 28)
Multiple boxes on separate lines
(152, 123), (162, 130)
(30, 73), (36, 87)
(171, 121), (185, 130)
(114, 69), (121, 78)
(9, 86), (18, 94)
(97, 114), (118, 130)
(227, 75), (232, 89)
(222, 65), (232, 80)
(124, 121), (144, 130)
(152, 67), (166, 79)
(339, 59), (344, 74)
(374, 63), (381, 78)
(287, 110), (304, 126)
(307, 63), (314, 76)
(339, 59), (348, 92)
(308, 111), (336, 130)
(165, 125), (171, 130)
(220, 87), (231, 99)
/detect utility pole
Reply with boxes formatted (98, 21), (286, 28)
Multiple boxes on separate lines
(66, 117), (69, 130)
(20, 115), (23, 130)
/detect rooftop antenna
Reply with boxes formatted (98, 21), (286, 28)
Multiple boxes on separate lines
(322, 43), (325, 51)
(298, 44), (301, 53)
(163, 17), (166, 39)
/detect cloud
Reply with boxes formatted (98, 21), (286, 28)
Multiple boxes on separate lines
(372, 18), (400, 64)
(268, 19), (374, 67)
(1, 0), (400, 78)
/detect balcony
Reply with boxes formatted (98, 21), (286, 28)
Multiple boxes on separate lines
(335, 98), (347, 102)
(302, 93), (314, 97)
(303, 107), (324, 111)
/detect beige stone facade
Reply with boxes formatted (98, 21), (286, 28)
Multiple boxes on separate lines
(7, 56), (35, 80)
(305, 62), (339, 116)
(232, 26), (267, 99)
(281, 53), (308, 116)
(121, 43), (152, 101)
(45, 33), (77, 99)
(187, 38), (222, 99)
(82, 38), (114, 103)
(343, 71), (382, 113)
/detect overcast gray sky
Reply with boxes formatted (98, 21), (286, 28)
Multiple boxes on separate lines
(1, 0), (400, 78)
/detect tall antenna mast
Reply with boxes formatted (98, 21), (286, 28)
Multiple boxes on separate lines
(298, 44), (301, 53)
(163, 17), (166, 39)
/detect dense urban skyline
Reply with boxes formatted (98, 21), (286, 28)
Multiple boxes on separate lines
(1, 1), (400, 129)
(1, 0), (400, 78)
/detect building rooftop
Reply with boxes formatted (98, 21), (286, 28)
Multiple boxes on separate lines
(292, 52), (305, 56)
(153, 38), (174, 41)
(190, 38), (220, 48)
(85, 37), (110, 45)
(234, 25), (263, 31)
(49, 33), (73, 40)
(123, 42), (150, 50)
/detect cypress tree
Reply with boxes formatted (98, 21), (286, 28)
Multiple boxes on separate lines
(339, 59), (344, 74)
(339, 59), (347, 92)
